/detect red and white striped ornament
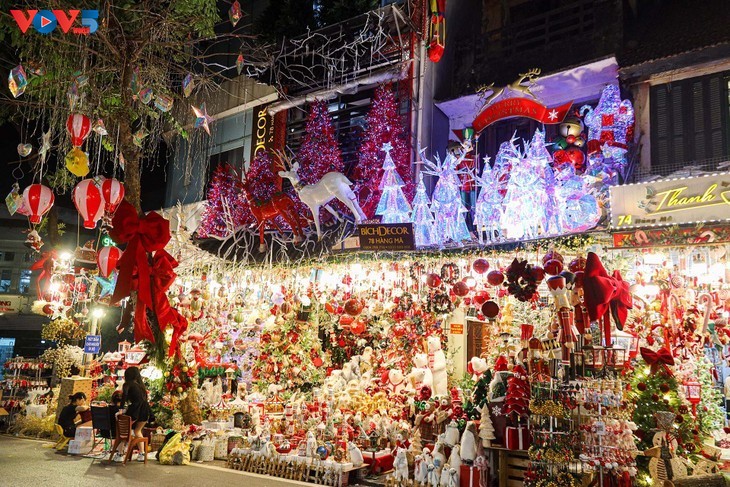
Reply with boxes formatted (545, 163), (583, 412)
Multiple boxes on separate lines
(22, 184), (54, 224)
(72, 179), (104, 229)
(100, 178), (125, 213)
(97, 245), (123, 278)
(66, 113), (91, 147)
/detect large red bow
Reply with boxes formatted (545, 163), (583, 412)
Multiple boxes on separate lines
(151, 250), (188, 358)
(110, 201), (171, 344)
(30, 250), (57, 297)
(583, 252), (632, 345)
(640, 347), (674, 376)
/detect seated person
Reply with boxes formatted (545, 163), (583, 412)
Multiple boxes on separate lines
(98, 390), (123, 438)
(58, 392), (90, 438)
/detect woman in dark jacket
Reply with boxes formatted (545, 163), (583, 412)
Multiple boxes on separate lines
(57, 392), (89, 438)
(121, 367), (152, 438)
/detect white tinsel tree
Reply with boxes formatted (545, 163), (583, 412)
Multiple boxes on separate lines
(479, 406), (496, 447)
(411, 172), (436, 247)
(375, 142), (412, 224)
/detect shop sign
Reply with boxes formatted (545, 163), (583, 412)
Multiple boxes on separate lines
(610, 173), (730, 229)
(612, 223), (730, 248)
(472, 98), (572, 133)
(358, 223), (415, 251)
(450, 323), (464, 335)
(83, 335), (101, 354)
(0, 295), (24, 314)
(251, 102), (276, 160)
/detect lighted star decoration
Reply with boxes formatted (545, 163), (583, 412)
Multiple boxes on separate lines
(547, 109), (559, 121)
(50, 302), (72, 320)
(95, 273), (117, 299)
(38, 131), (51, 164)
(192, 102), (213, 135)
(381, 141), (393, 153)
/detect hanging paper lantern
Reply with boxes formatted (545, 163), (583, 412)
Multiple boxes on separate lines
(452, 281), (469, 297)
(65, 147), (90, 177)
(72, 179), (104, 229)
(97, 245), (122, 278)
(22, 184), (54, 224)
(486, 270), (504, 286)
(472, 258), (490, 275)
(66, 113), (91, 147)
(101, 178), (125, 213)
(426, 273), (442, 288)
(344, 298), (364, 316)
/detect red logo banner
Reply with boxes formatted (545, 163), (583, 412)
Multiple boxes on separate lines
(473, 98), (573, 133)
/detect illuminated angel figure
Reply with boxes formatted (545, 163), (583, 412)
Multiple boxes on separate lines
(500, 139), (547, 240)
(473, 157), (504, 244)
(421, 141), (473, 245)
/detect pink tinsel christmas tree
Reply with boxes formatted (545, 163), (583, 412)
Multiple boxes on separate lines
(352, 84), (413, 218)
(244, 150), (279, 205)
(297, 100), (343, 185)
(197, 163), (252, 239)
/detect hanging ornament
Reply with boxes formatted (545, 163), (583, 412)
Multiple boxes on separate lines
(452, 281), (469, 297)
(27, 61), (45, 76)
(92, 119), (108, 136)
(133, 128), (149, 147)
(440, 263), (460, 284)
(344, 299), (364, 316)
(473, 290), (489, 305)
(67, 81), (79, 109)
(72, 179), (104, 229)
(138, 87), (154, 105)
(154, 93), (174, 112)
(65, 147), (90, 177)
(101, 178), (125, 213)
(6, 183), (23, 216)
(350, 319), (366, 335)
(236, 54), (244, 75)
(38, 131), (52, 164)
(130, 66), (141, 97)
(481, 300), (500, 319)
(66, 113), (91, 147)
(472, 258), (490, 275)
(426, 273), (442, 288)
(17, 144), (32, 157)
(486, 270), (504, 286)
(183, 73), (194, 98)
(22, 184), (54, 224)
(9, 65), (28, 98)
(229, 0), (242, 26)
(192, 102), (213, 135)
(97, 245), (123, 278)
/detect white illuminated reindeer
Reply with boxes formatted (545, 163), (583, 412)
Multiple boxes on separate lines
(277, 151), (366, 240)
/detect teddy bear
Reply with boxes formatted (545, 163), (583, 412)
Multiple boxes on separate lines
(427, 336), (448, 397)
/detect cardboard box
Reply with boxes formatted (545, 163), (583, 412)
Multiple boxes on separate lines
(68, 439), (92, 455)
(74, 426), (93, 442)
(56, 377), (93, 422)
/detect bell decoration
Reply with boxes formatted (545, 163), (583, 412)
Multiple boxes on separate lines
(72, 179), (104, 229)
(97, 245), (122, 278)
(22, 184), (54, 224)
(66, 113), (91, 147)
(101, 178), (125, 213)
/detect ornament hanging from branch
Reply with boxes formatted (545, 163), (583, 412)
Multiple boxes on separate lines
(192, 102), (213, 135)
(22, 184), (54, 224)
(65, 113), (91, 177)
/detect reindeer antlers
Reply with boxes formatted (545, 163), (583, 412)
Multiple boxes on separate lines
(273, 149), (294, 171)
(520, 67), (541, 79)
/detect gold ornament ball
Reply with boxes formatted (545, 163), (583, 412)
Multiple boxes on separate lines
(182, 366), (189, 373)
(176, 386), (183, 393)
(164, 371), (170, 378)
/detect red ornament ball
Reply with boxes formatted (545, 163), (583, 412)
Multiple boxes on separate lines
(426, 273), (442, 288)
(486, 270), (504, 286)
(481, 300), (500, 319)
(344, 298), (364, 316)
(543, 259), (563, 276)
(472, 258), (490, 275)
(350, 319), (366, 335)
(473, 291), (489, 305)
(568, 257), (587, 272)
(530, 266), (546, 282)
(42, 304), (53, 315)
(651, 393), (659, 402)
(312, 356), (324, 367)
(675, 414), (684, 424)
(659, 383), (670, 393)
(637, 382), (647, 391)
(339, 314), (354, 327)
(393, 325), (406, 337)
(542, 250), (564, 266)
(452, 281), (470, 297)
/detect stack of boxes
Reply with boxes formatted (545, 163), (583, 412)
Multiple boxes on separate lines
(68, 426), (93, 454)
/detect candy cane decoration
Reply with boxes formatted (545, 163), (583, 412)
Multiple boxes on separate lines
(698, 292), (714, 334)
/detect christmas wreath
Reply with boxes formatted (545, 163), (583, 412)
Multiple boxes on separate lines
(165, 361), (196, 398)
(505, 258), (540, 302)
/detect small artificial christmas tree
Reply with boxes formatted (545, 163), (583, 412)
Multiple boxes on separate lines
(411, 172), (436, 247)
(243, 149), (279, 206)
(197, 163), (251, 239)
(472, 369), (492, 411)
(297, 100), (343, 185)
(352, 84), (413, 218)
(479, 405), (496, 447)
(504, 364), (530, 423)
(409, 428), (423, 456)
(375, 142), (412, 224)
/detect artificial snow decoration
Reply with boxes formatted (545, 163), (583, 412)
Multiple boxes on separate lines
(375, 142), (412, 224)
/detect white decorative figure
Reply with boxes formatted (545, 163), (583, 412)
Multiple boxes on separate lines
(427, 335), (448, 397)
(393, 447), (409, 482)
(407, 367), (427, 392)
(448, 444), (462, 471)
(422, 447), (434, 473)
(385, 369), (406, 394)
(415, 454), (428, 484)
(460, 421), (478, 462)
(278, 159), (366, 240)
(444, 420), (460, 447)
(448, 467), (459, 487)
(427, 464), (440, 486)
(306, 430), (318, 458)
(412, 353), (434, 391)
(473, 157), (504, 243)
(348, 441), (364, 467)
(439, 463), (451, 486)
(433, 437), (447, 473)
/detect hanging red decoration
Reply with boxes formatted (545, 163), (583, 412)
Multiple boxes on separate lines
(440, 263), (460, 284)
(426, 273), (442, 288)
(344, 298), (364, 316)
(66, 113), (91, 147)
(452, 281), (469, 297)
(473, 290), (489, 305)
(97, 245), (123, 278)
(339, 314), (354, 328)
(101, 178), (125, 213)
(72, 179), (104, 229)
(427, 0), (446, 62)
(486, 270), (504, 286)
(568, 256), (586, 272)
(22, 184), (54, 224)
(472, 258), (490, 275)
(481, 300), (500, 319)
(350, 319), (366, 335)
(543, 259), (563, 276)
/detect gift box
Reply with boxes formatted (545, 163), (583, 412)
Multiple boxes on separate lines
(68, 439), (92, 455)
(460, 464), (481, 487)
(505, 426), (530, 451)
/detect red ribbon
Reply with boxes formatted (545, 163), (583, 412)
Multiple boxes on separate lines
(30, 250), (57, 297)
(109, 201), (171, 344)
(583, 252), (632, 346)
(640, 347), (674, 376)
(151, 250), (188, 358)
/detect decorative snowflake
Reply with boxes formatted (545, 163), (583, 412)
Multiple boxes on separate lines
(492, 405), (503, 416)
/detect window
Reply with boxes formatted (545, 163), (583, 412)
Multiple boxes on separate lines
(19, 270), (31, 295)
(3, 252), (14, 262)
(0, 270), (11, 293)
(650, 71), (730, 173)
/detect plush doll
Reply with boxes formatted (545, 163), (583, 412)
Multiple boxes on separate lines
(433, 436), (447, 470)
(448, 444), (462, 471)
(412, 353), (434, 391)
(460, 421), (478, 463)
(414, 454), (426, 483)
(394, 447), (409, 482)
(427, 336), (448, 397)
(407, 367), (427, 392)
(427, 464), (439, 486)
(348, 441), (364, 467)
(439, 462), (451, 486)
(467, 356), (488, 381)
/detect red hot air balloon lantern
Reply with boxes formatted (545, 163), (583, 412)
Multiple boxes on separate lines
(97, 245), (123, 278)
(101, 178), (125, 213)
(65, 113), (91, 177)
(22, 184), (54, 224)
(73, 179), (104, 229)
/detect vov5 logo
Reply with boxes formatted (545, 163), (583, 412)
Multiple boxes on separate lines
(10, 9), (99, 35)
